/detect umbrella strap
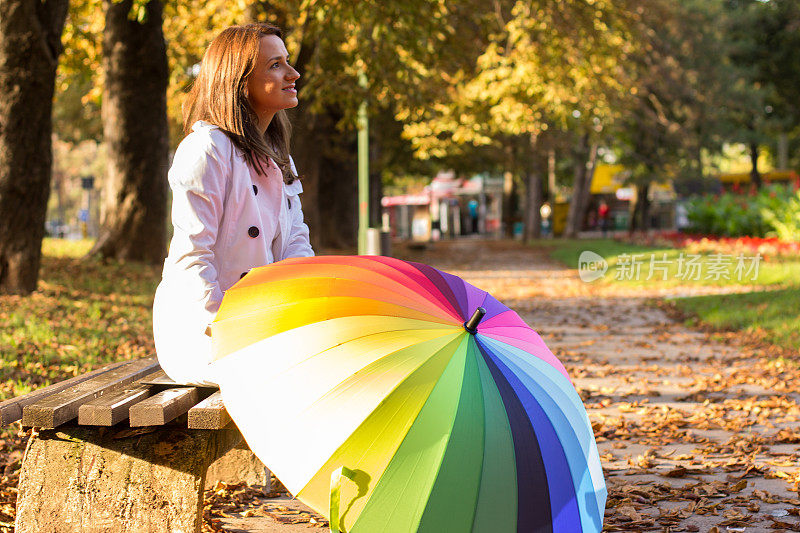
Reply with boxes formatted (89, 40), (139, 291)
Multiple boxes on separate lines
(329, 465), (356, 533)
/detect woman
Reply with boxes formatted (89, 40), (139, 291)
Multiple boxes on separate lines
(153, 23), (314, 386)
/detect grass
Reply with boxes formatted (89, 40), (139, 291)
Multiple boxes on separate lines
(0, 238), (161, 401)
(674, 287), (800, 350)
(537, 237), (800, 351)
(539, 238), (800, 288)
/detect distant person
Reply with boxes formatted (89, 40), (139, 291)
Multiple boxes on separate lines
(676, 202), (689, 232)
(598, 200), (610, 237)
(153, 23), (314, 386)
(468, 199), (479, 234)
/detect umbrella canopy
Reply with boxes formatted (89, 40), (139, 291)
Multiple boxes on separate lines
(209, 255), (606, 533)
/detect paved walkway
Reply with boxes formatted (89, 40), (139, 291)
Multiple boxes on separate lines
(209, 239), (800, 532)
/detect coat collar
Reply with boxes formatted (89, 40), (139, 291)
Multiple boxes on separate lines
(192, 119), (216, 132)
(191, 121), (303, 195)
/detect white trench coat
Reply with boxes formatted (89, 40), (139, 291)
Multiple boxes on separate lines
(153, 120), (314, 385)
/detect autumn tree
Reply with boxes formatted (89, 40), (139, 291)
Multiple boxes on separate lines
(60, 0), (488, 250)
(613, 0), (737, 231)
(404, 0), (640, 239)
(244, 0), (493, 249)
(0, 0), (69, 294)
(85, 0), (170, 262)
(54, 0), (246, 261)
(722, 0), (800, 187)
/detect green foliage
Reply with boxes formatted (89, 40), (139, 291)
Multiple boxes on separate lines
(686, 184), (800, 240)
(49, 0), (800, 203)
(726, 0), (800, 129)
(759, 186), (800, 242)
(611, 0), (735, 187)
(58, 0), (478, 148)
(686, 193), (770, 238)
(403, 0), (641, 161)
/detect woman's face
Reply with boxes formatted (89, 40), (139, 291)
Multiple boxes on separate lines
(246, 34), (300, 124)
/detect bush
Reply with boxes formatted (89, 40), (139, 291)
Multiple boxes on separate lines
(686, 183), (800, 241)
(759, 186), (800, 242)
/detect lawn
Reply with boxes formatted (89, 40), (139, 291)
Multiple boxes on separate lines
(542, 238), (800, 287)
(0, 238), (161, 401)
(538, 237), (800, 351)
(675, 287), (800, 350)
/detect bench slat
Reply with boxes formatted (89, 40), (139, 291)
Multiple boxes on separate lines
(187, 391), (231, 430)
(75, 370), (180, 426)
(136, 371), (177, 386)
(78, 385), (153, 426)
(22, 357), (160, 428)
(137, 370), (218, 389)
(129, 387), (199, 427)
(0, 359), (135, 426)
(135, 369), (168, 385)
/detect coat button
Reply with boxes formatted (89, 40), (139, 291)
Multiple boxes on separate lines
(253, 184), (258, 195)
(248, 226), (259, 238)
(287, 198), (292, 209)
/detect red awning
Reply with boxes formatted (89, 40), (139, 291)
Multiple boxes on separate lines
(381, 194), (430, 207)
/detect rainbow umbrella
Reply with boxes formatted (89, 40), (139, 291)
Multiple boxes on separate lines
(209, 255), (606, 532)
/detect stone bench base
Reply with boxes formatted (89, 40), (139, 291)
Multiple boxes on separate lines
(15, 421), (243, 533)
(205, 440), (272, 491)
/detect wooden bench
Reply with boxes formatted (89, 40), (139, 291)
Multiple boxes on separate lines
(0, 356), (268, 533)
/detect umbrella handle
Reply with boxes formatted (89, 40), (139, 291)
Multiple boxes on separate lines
(329, 465), (356, 532)
(464, 306), (486, 334)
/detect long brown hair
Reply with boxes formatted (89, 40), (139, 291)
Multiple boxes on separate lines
(182, 23), (296, 184)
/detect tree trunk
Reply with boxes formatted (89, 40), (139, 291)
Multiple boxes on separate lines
(291, 104), (358, 251)
(627, 191), (636, 234)
(547, 146), (556, 201)
(89, 0), (169, 263)
(627, 182), (651, 234)
(502, 176), (521, 239)
(279, 23), (361, 252)
(749, 141), (762, 190)
(695, 144), (704, 181)
(523, 172), (543, 242)
(564, 133), (596, 238)
(54, 170), (66, 237)
(502, 145), (515, 238)
(523, 134), (542, 242)
(0, 0), (68, 294)
(777, 133), (788, 170)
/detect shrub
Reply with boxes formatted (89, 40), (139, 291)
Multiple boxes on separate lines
(686, 184), (799, 241)
(759, 186), (800, 242)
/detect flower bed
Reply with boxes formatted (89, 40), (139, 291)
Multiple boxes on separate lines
(619, 231), (800, 261)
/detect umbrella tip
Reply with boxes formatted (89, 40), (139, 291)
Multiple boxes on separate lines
(464, 307), (486, 334)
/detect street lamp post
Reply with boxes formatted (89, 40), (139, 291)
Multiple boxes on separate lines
(357, 70), (369, 255)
